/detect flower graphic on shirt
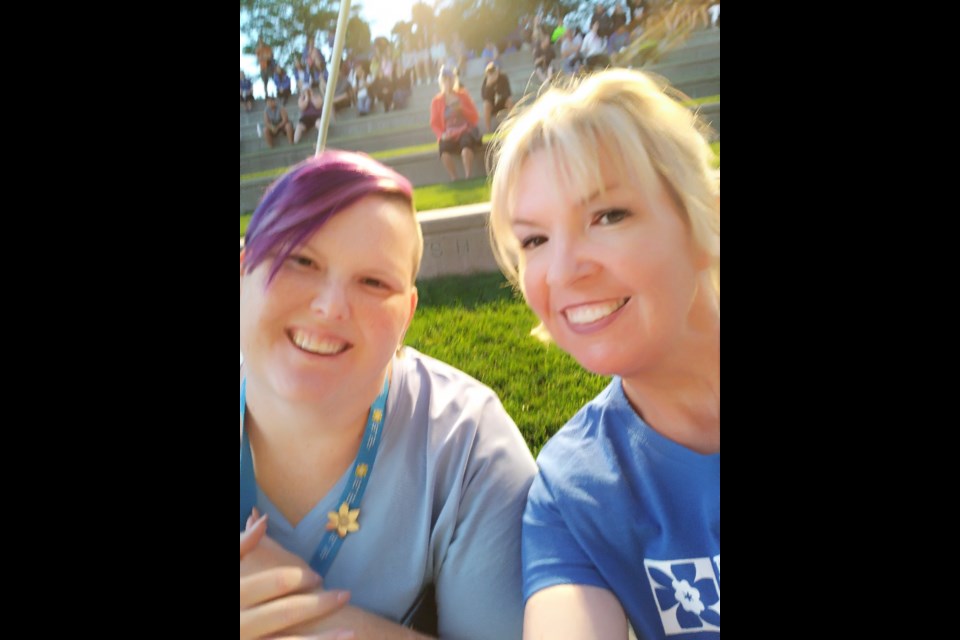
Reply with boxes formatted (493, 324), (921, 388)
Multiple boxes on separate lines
(645, 559), (721, 633)
(326, 502), (360, 538)
(356, 463), (369, 478)
(372, 409), (383, 423)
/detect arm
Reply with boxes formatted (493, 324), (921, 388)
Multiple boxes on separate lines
(480, 78), (493, 103)
(279, 108), (290, 128)
(429, 97), (445, 140)
(524, 586), (628, 640)
(522, 466), (629, 640)
(431, 394), (538, 640)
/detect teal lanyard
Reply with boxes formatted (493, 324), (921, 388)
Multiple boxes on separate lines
(239, 375), (390, 577)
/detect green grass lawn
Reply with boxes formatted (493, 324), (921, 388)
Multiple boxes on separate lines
(409, 272), (610, 456)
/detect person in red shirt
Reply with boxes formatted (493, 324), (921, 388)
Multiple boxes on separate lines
(429, 66), (481, 181)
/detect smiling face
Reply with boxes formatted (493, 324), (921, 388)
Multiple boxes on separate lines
(240, 195), (419, 404)
(511, 150), (708, 379)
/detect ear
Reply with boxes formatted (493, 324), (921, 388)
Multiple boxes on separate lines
(240, 248), (247, 291)
(405, 286), (419, 334)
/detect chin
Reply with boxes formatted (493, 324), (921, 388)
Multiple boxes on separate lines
(562, 343), (634, 379)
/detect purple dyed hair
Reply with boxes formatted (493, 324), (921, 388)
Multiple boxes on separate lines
(243, 150), (415, 283)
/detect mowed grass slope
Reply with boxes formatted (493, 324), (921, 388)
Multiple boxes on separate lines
(408, 272), (610, 456)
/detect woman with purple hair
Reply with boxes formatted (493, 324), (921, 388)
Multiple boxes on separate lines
(239, 150), (536, 640)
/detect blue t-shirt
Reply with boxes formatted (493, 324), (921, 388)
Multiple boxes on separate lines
(273, 72), (291, 93)
(241, 348), (537, 639)
(523, 378), (720, 638)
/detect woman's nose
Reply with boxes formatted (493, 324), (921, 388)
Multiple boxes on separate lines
(310, 280), (349, 320)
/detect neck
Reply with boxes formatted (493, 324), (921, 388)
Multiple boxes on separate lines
(242, 364), (392, 527)
(245, 363), (391, 453)
(622, 280), (720, 455)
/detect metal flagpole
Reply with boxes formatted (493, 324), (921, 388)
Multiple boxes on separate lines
(316, 0), (352, 155)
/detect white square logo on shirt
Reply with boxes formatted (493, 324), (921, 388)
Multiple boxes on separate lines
(644, 557), (721, 635)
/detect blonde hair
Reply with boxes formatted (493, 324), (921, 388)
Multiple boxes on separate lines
(488, 69), (719, 295)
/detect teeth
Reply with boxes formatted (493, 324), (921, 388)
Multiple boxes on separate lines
(291, 330), (350, 356)
(565, 299), (628, 326)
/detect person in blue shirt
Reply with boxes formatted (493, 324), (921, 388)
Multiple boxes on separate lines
(272, 66), (292, 106)
(240, 70), (254, 112)
(488, 68), (720, 639)
(240, 151), (537, 639)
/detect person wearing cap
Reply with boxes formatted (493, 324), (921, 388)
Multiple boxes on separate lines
(480, 62), (514, 133)
(430, 66), (482, 181)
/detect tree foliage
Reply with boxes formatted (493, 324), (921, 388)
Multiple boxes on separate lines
(346, 14), (372, 56)
(241, 0), (358, 65)
(410, 2), (435, 39)
(241, 0), (714, 68)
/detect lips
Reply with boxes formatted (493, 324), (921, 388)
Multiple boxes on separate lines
(563, 298), (629, 326)
(289, 329), (352, 356)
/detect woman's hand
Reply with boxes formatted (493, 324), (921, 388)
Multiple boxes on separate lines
(240, 508), (268, 559)
(240, 519), (353, 640)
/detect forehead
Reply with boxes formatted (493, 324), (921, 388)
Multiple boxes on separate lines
(305, 195), (418, 275)
(511, 147), (657, 221)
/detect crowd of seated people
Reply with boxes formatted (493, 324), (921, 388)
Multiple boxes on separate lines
(241, 3), (654, 149)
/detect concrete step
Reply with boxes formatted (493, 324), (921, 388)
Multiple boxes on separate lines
(674, 75), (720, 99)
(241, 125), (437, 175)
(656, 39), (721, 65)
(241, 146), (489, 214)
(238, 57), (713, 150)
(646, 55), (719, 85)
(240, 75), (537, 136)
(683, 27), (721, 47)
(239, 53), (539, 127)
(240, 100), (720, 214)
(698, 102), (720, 137)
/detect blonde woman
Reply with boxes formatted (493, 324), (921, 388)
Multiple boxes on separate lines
(489, 69), (720, 639)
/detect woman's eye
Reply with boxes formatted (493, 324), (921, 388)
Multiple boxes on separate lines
(287, 255), (316, 268)
(361, 277), (387, 289)
(596, 209), (630, 226)
(521, 236), (548, 250)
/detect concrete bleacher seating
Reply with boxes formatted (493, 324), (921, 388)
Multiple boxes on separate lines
(240, 28), (720, 276)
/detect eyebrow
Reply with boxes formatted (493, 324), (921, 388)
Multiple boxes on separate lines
(511, 183), (623, 227)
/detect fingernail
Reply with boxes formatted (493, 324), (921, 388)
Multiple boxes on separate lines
(335, 590), (352, 604)
(333, 631), (355, 640)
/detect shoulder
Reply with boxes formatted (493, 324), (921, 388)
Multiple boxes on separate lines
(396, 348), (506, 416)
(394, 347), (534, 467)
(534, 379), (626, 491)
